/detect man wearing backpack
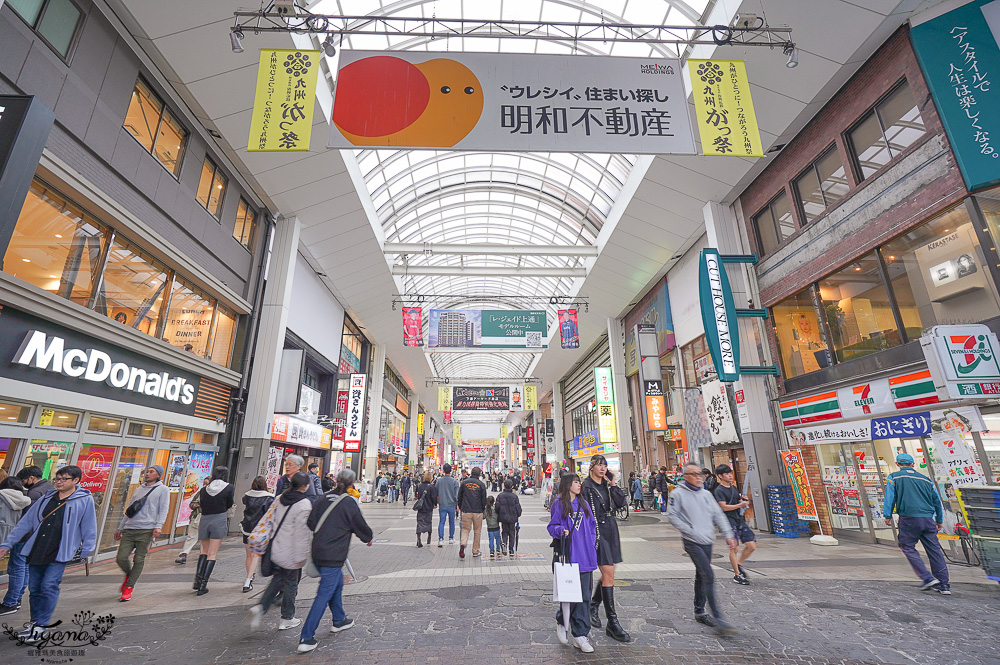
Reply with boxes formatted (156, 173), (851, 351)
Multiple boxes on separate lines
(495, 480), (522, 558)
(114, 465), (170, 602)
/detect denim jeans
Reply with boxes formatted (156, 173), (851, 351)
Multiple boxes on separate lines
(897, 516), (950, 585)
(555, 570), (593, 637)
(260, 566), (301, 620)
(27, 562), (67, 627)
(488, 530), (501, 553)
(2, 541), (29, 607)
(438, 506), (456, 540)
(300, 565), (345, 642)
(682, 540), (721, 619)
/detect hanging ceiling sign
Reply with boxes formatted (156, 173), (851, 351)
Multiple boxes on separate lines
(328, 50), (696, 154)
(524, 385), (538, 411)
(643, 379), (668, 431)
(687, 59), (763, 157)
(427, 309), (546, 348)
(453, 387), (510, 411)
(248, 49), (320, 152)
(594, 367), (618, 445)
(417, 413), (425, 436)
(402, 306), (423, 347)
(558, 309), (580, 349)
(698, 249), (740, 382)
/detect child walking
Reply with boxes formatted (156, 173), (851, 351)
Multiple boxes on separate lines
(485, 496), (501, 559)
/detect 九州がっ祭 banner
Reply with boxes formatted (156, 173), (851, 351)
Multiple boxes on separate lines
(328, 51), (696, 154)
(248, 50), (320, 151)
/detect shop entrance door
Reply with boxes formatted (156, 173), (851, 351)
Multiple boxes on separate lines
(842, 441), (898, 546)
(96, 446), (152, 555)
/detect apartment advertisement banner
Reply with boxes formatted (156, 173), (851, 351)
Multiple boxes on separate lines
(344, 374), (367, 452)
(453, 386), (510, 411)
(402, 306), (423, 347)
(427, 309), (546, 348)
(688, 59), (763, 157)
(248, 49), (320, 152)
(328, 50), (696, 154)
(558, 309), (580, 349)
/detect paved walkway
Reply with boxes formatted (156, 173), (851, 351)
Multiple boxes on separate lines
(2, 494), (998, 664)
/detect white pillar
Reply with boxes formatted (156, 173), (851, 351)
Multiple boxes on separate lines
(407, 390), (419, 470)
(607, 317), (634, 458)
(703, 200), (782, 527)
(363, 344), (386, 482)
(552, 381), (566, 464)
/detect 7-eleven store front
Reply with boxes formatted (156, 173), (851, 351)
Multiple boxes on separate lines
(780, 367), (995, 546)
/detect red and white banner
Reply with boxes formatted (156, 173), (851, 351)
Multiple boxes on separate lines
(402, 306), (423, 347)
(558, 309), (580, 349)
(526, 425), (536, 451)
(333, 389), (349, 442)
(443, 410), (452, 425)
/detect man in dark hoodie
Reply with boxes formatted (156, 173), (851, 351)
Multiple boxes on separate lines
(297, 468), (373, 654)
(457, 467), (488, 559)
(0, 465), (97, 643)
(17, 466), (53, 506)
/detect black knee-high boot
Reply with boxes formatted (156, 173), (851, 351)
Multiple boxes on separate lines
(197, 559), (215, 596)
(590, 583), (603, 628)
(193, 554), (207, 590)
(603, 586), (631, 642)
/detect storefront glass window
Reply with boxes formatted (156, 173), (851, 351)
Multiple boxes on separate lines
(0, 401), (32, 424)
(0, 439), (19, 478)
(161, 427), (190, 442)
(818, 253), (900, 363)
(3, 180), (105, 306)
(162, 277), (213, 356)
(96, 238), (168, 335)
(880, 205), (1000, 336)
(87, 415), (123, 434)
(793, 145), (849, 224)
(98, 446), (151, 553)
(24, 440), (76, 480)
(209, 305), (238, 366)
(772, 286), (830, 378)
(191, 432), (214, 444)
(127, 422), (156, 437)
(848, 80), (925, 181)
(38, 408), (80, 429)
(752, 190), (795, 255)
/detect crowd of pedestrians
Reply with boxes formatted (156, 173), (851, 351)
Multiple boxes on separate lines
(0, 450), (955, 653)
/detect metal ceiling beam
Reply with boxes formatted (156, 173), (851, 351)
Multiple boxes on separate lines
(384, 243), (599, 257)
(391, 265), (587, 277)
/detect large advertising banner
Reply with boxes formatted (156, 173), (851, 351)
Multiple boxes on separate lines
(780, 450), (819, 522)
(248, 50), (320, 152)
(402, 306), (423, 347)
(427, 309), (546, 348)
(453, 387), (510, 411)
(687, 59), (763, 157)
(329, 51), (695, 154)
(177, 450), (214, 527)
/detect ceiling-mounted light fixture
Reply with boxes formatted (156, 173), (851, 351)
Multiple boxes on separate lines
(321, 34), (336, 57)
(230, 30), (245, 53)
(784, 44), (799, 68)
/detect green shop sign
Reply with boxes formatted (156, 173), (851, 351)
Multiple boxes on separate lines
(427, 308), (547, 348)
(911, 0), (1000, 190)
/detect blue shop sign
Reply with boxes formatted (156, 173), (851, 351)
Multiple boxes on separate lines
(871, 412), (931, 438)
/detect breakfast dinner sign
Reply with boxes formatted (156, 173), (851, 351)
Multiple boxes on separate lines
(328, 51), (696, 153)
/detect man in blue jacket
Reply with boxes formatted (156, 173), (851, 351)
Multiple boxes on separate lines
(0, 465), (98, 642)
(883, 453), (950, 595)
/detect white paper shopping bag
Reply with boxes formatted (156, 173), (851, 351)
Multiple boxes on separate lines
(552, 561), (582, 603)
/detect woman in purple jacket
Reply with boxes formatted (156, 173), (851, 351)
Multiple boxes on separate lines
(547, 473), (598, 653)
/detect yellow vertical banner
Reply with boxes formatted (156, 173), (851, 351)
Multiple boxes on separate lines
(438, 387), (452, 411)
(500, 425), (508, 440)
(248, 49), (320, 152)
(417, 413), (425, 435)
(687, 59), (763, 157)
(524, 385), (537, 411)
(453, 425), (462, 444)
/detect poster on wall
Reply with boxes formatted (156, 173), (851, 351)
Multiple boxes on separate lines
(177, 450), (214, 527)
(78, 445), (114, 494)
(780, 450), (819, 522)
(558, 309), (580, 349)
(263, 445), (284, 494)
(167, 454), (186, 489)
(402, 306), (423, 346)
(702, 380), (739, 444)
(842, 488), (864, 516)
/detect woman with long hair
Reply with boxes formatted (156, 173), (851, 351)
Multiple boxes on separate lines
(581, 454), (630, 642)
(240, 475), (273, 592)
(193, 466), (234, 596)
(414, 472), (436, 547)
(547, 472), (598, 653)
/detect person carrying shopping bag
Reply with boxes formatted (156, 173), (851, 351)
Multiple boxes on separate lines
(547, 472), (598, 653)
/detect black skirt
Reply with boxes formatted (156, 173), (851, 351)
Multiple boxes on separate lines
(596, 517), (623, 566)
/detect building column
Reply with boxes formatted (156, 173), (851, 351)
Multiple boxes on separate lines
(407, 390), (419, 471)
(607, 317), (635, 476)
(363, 344), (386, 482)
(703, 200), (782, 529)
(552, 381), (566, 466)
(235, 216), (300, 514)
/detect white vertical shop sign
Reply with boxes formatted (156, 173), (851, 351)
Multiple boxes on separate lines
(702, 379), (739, 444)
(344, 374), (367, 451)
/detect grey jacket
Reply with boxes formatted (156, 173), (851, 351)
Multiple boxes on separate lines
(666, 480), (734, 545)
(435, 475), (459, 508)
(118, 481), (170, 531)
(0, 488), (31, 543)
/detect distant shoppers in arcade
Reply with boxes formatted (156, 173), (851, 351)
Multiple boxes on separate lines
(240, 476), (274, 593)
(0, 465), (98, 643)
(581, 454), (630, 643)
(114, 465), (170, 602)
(193, 467), (235, 596)
(400, 473), (412, 506)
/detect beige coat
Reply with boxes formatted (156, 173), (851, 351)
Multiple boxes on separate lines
(269, 495), (312, 570)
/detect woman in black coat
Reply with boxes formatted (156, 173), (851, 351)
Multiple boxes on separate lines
(414, 472), (436, 547)
(581, 454), (630, 643)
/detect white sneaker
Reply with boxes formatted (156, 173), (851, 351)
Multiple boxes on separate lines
(448, 538), (455, 544)
(330, 618), (355, 632)
(278, 617), (301, 630)
(573, 635), (594, 653)
(556, 623), (568, 645)
(248, 605), (263, 631)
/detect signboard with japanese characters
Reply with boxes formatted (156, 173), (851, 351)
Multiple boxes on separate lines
(780, 450), (819, 522)
(921, 324), (1000, 398)
(911, 0), (1000, 190)
(271, 414), (332, 449)
(453, 387), (510, 411)
(643, 379), (668, 431)
(427, 309), (546, 348)
(787, 421), (872, 446)
(344, 374), (367, 452)
(698, 249), (740, 382)
(417, 413), (425, 436)
(248, 49), (320, 152)
(594, 367), (618, 445)
(871, 412), (932, 438)
(524, 385), (538, 411)
(328, 51), (696, 154)
(687, 60), (763, 157)
(438, 386), (452, 411)
(702, 380), (739, 444)
(402, 306), (423, 347)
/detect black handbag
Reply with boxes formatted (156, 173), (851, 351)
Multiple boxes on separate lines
(125, 486), (157, 518)
(260, 503), (293, 577)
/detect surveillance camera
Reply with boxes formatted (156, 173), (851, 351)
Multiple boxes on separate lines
(273, 0), (298, 15)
